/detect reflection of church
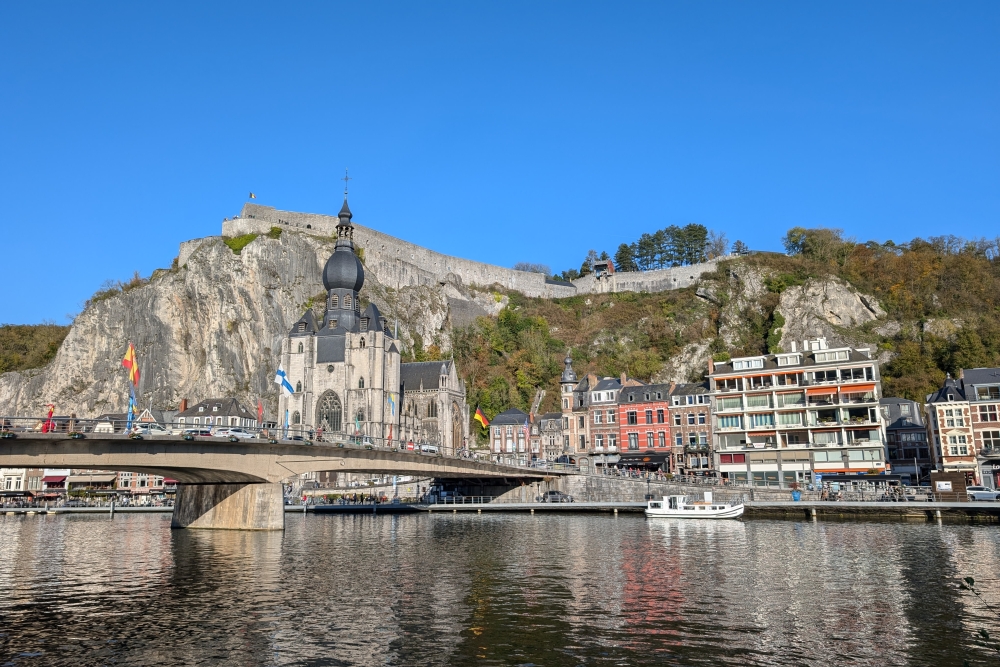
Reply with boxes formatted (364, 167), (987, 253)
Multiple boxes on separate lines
(277, 194), (469, 454)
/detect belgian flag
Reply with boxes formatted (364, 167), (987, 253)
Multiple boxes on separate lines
(474, 407), (489, 428)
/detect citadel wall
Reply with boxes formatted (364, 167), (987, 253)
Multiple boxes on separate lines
(221, 204), (723, 298)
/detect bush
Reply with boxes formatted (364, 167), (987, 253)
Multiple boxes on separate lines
(266, 226), (282, 239)
(224, 233), (258, 254)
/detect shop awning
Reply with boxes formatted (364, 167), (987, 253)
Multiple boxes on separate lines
(0, 491), (33, 497)
(41, 476), (66, 483)
(67, 474), (117, 484)
(806, 387), (838, 396)
(162, 478), (178, 485)
(840, 384), (876, 394)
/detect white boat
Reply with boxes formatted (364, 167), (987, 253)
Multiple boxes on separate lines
(645, 491), (744, 519)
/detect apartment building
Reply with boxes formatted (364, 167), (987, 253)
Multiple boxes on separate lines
(709, 337), (885, 485)
(965, 369), (1000, 488)
(618, 383), (673, 470)
(559, 353), (636, 463)
(880, 397), (931, 484)
(668, 383), (712, 475)
(924, 375), (977, 482)
(489, 408), (531, 464)
(531, 413), (564, 461)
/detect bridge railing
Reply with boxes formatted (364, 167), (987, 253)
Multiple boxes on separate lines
(0, 416), (550, 471)
(427, 495), (496, 505)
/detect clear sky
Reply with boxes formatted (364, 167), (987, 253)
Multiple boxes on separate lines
(1, 2), (997, 324)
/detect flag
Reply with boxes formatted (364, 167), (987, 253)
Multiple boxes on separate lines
(387, 393), (396, 416)
(474, 407), (489, 428)
(126, 386), (136, 432)
(122, 343), (140, 388)
(283, 409), (289, 439)
(274, 366), (294, 396)
(522, 416), (530, 439)
(257, 400), (264, 425)
(249, 192), (257, 199)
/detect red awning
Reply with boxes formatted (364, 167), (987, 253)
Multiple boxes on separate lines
(840, 384), (876, 394)
(806, 387), (838, 396)
(163, 478), (178, 485)
(41, 476), (66, 483)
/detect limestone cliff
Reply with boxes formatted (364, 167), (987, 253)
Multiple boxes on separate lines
(0, 230), (470, 417)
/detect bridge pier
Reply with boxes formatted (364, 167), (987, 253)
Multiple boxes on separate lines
(171, 483), (284, 531)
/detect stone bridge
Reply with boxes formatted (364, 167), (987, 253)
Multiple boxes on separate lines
(0, 433), (556, 530)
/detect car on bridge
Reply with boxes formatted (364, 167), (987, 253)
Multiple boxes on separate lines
(133, 423), (170, 437)
(213, 427), (257, 440)
(554, 455), (577, 465)
(419, 444), (440, 455)
(181, 428), (214, 438)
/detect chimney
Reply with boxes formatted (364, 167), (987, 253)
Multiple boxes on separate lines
(179, 398), (188, 412)
(620, 372), (627, 386)
(708, 359), (714, 375)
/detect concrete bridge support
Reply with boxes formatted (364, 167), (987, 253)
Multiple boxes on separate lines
(171, 483), (284, 531)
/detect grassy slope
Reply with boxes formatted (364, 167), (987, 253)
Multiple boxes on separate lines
(0, 324), (71, 374)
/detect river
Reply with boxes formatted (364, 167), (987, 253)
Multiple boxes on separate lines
(1, 512), (999, 666)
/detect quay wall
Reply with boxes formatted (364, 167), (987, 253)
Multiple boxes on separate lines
(492, 475), (811, 504)
(220, 204), (724, 298)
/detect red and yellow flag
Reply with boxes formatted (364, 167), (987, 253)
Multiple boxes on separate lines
(122, 343), (140, 388)
(474, 407), (490, 428)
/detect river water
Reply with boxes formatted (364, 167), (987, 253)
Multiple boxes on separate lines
(1, 512), (999, 666)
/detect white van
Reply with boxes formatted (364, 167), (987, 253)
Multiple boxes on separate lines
(419, 444), (440, 455)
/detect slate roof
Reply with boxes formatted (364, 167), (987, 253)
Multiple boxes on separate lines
(962, 367), (1000, 393)
(177, 398), (255, 420)
(491, 408), (529, 425)
(672, 382), (709, 395)
(925, 376), (967, 404)
(592, 378), (622, 391)
(712, 348), (874, 375)
(290, 310), (318, 337)
(400, 360), (452, 391)
(879, 397), (926, 429)
(622, 383), (672, 403)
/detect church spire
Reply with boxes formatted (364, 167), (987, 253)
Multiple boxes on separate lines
(336, 168), (354, 242)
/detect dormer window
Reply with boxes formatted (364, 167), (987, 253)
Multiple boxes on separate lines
(198, 406), (204, 413)
(297, 323), (306, 332)
(948, 394), (954, 401)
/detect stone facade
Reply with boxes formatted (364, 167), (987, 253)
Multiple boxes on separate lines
(399, 360), (469, 455)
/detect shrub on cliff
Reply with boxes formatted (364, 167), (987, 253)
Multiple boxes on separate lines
(224, 233), (258, 254)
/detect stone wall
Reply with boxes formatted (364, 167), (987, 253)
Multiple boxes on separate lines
(492, 474), (818, 504)
(222, 204), (723, 299)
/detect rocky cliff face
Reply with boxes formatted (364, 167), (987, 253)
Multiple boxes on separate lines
(0, 230), (482, 418)
(775, 279), (885, 350)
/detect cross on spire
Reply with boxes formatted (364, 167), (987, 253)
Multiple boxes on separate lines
(342, 168), (352, 196)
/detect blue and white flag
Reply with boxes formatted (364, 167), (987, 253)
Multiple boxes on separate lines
(274, 365), (294, 397)
(126, 386), (136, 432)
(283, 409), (289, 439)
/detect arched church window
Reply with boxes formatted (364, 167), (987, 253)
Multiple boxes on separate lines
(344, 295), (352, 309)
(360, 337), (366, 349)
(292, 411), (301, 425)
(428, 402), (438, 418)
(297, 342), (303, 353)
(295, 381), (302, 393)
(316, 391), (343, 432)
(359, 377), (365, 388)
(331, 294), (339, 309)
(357, 409), (365, 423)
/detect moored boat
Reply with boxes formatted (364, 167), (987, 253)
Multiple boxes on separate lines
(645, 491), (744, 519)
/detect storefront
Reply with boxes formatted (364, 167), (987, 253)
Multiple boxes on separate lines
(616, 452), (670, 470)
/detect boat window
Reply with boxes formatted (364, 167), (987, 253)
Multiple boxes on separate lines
(650, 502), (661, 509)
(699, 506), (706, 510)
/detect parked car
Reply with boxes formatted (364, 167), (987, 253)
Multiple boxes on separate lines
(966, 486), (1000, 501)
(213, 427), (256, 440)
(530, 459), (551, 469)
(538, 490), (574, 503)
(419, 444), (440, 455)
(181, 428), (214, 438)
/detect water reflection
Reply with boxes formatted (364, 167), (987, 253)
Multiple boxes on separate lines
(1, 513), (999, 666)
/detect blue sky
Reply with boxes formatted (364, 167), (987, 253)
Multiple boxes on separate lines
(1, 2), (997, 324)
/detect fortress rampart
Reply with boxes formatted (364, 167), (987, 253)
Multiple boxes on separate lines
(220, 204), (723, 298)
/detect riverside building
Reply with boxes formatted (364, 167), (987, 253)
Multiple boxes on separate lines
(709, 337), (886, 485)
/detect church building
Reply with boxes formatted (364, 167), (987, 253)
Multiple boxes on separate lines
(276, 194), (469, 454)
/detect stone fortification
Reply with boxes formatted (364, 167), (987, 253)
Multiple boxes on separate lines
(224, 204), (723, 298)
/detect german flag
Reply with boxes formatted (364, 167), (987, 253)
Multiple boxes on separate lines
(474, 407), (489, 428)
(122, 343), (140, 388)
